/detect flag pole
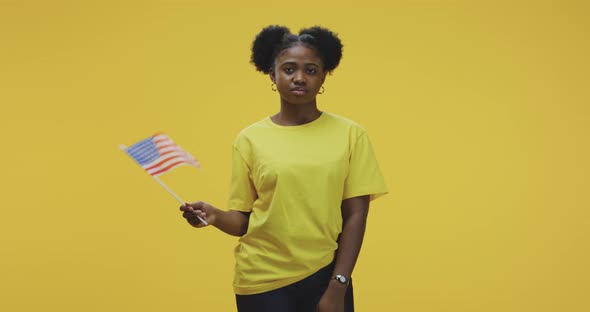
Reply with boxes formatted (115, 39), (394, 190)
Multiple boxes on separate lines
(119, 144), (208, 226)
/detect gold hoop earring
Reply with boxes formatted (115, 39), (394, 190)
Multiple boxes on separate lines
(271, 83), (277, 91)
(318, 85), (325, 94)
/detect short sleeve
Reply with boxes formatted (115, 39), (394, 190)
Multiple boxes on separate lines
(227, 145), (257, 212)
(343, 131), (388, 201)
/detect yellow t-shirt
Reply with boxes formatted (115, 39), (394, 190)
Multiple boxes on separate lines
(228, 111), (388, 295)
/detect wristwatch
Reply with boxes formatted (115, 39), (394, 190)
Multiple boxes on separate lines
(333, 274), (350, 286)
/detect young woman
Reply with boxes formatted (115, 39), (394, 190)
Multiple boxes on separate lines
(180, 25), (387, 312)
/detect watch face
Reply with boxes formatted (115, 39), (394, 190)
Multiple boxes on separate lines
(336, 275), (347, 284)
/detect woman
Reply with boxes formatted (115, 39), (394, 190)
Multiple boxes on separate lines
(180, 25), (387, 312)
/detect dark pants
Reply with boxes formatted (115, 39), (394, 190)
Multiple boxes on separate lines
(235, 262), (354, 312)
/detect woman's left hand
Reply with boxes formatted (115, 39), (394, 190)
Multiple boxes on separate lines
(317, 281), (347, 312)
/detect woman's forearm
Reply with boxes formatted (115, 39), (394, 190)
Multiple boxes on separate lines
(318, 195), (370, 306)
(213, 209), (250, 237)
(333, 195), (370, 280)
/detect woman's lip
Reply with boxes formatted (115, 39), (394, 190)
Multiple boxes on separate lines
(291, 88), (307, 94)
(291, 89), (307, 95)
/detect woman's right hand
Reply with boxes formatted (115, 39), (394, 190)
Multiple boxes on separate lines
(180, 201), (217, 228)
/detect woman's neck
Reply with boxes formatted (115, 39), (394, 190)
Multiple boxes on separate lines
(272, 101), (322, 126)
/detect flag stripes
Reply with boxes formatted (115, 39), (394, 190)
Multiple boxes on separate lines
(125, 133), (200, 176)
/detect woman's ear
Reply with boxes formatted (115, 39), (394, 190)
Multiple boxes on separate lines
(269, 70), (276, 84)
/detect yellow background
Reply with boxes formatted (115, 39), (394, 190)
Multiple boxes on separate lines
(1, 0), (589, 311)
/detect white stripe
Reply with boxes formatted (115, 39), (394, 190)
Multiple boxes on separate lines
(157, 145), (182, 154)
(155, 139), (174, 147)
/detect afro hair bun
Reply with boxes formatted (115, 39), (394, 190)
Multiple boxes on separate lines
(250, 25), (344, 74)
(250, 25), (291, 74)
(298, 26), (343, 72)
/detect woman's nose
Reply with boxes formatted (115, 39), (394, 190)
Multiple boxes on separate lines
(293, 72), (305, 84)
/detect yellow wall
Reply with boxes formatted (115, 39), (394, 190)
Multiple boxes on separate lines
(1, 1), (589, 311)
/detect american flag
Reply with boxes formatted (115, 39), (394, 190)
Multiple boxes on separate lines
(124, 133), (200, 176)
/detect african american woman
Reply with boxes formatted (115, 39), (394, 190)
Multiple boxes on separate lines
(180, 25), (388, 312)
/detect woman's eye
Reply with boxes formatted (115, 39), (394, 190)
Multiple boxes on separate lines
(284, 67), (294, 73)
(307, 68), (317, 74)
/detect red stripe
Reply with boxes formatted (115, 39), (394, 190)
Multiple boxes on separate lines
(150, 160), (185, 176)
(159, 149), (182, 158)
(145, 155), (185, 171)
(156, 143), (177, 149)
(154, 139), (171, 145)
(154, 137), (172, 143)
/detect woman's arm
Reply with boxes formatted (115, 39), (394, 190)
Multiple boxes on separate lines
(333, 194), (370, 279)
(318, 195), (370, 311)
(180, 201), (250, 236)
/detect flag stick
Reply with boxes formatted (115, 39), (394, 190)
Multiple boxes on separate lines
(119, 144), (208, 226)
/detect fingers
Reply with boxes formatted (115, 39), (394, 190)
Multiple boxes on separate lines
(195, 209), (207, 219)
(185, 201), (204, 209)
(180, 201), (204, 211)
(181, 203), (208, 227)
(183, 211), (206, 227)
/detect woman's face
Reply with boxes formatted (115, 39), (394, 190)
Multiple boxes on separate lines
(270, 45), (326, 105)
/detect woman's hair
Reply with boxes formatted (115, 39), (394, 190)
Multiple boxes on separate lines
(250, 25), (343, 74)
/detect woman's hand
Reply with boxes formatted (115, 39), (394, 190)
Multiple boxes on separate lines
(180, 201), (217, 228)
(317, 281), (346, 312)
